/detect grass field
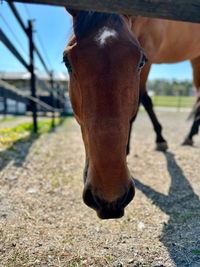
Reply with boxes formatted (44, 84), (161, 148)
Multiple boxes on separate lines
(0, 118), (63, 150)
(152, 95), (195, 108)
(0, 116), (16, 123)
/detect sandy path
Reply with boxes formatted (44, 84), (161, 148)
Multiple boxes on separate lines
(0, 112), (199, 267)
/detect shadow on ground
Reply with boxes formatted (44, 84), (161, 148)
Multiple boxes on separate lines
(135, 152), (200, 267)
(0, 133), (40, 171)
(0, 119), (65, 172)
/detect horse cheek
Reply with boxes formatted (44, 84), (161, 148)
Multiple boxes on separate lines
(69, 77), (82, 123)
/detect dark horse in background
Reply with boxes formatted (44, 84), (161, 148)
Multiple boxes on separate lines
(63, 10), (200, 219)
(128, 17), (200, 152)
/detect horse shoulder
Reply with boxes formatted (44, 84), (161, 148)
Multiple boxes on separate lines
(130, 17), (167, 62)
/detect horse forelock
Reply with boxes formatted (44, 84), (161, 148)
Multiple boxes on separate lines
(74, 11), (124, 40)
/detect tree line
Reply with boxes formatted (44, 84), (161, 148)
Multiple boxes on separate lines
(147, 80), (194, 96)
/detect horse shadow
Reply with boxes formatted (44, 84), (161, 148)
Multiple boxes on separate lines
(134, 152), (200, 267)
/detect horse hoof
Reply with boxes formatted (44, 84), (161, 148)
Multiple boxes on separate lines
(182, 138), (193, 146)
(156, 142), (168, 151)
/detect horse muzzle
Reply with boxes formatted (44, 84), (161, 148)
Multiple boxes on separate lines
(83, 179), (135, 219)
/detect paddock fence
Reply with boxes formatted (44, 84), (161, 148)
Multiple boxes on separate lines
(1, 1), (69, 132)
(2, 0), (200, 131)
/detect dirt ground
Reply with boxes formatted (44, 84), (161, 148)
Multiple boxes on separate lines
(0, 111), (200, 267)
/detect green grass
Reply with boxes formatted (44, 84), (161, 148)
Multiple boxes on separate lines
(191, 249), (200, 255)
(152, 96), (195, 108)
(0, 116), (16, 123)
(0, 118), (62, 149)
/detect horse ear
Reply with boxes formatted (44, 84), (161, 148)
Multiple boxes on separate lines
(65, 8), (79, 17)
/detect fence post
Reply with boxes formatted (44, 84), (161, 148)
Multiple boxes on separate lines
(61, 89), (66, 117)
(15, 95), (19, 115)
(56, 83), (60, 111)
(27, 20), (38, 133)
(177, 89), (183, 112)
(3, 90), (7, 118)
(50, 71), (55, 128)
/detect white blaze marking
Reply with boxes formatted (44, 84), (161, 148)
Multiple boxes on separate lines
(95, 27), (118, 47)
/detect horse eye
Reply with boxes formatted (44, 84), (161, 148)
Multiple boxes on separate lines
(63, 55), (72, 73)
(138, 54), (147, 70)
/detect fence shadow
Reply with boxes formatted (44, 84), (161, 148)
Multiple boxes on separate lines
(134, 151), (200, 267)
(0, 133), (40, 172)
(0, 118), (66, 172)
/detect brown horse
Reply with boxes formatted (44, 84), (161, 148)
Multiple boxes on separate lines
(127, 17), (200, 151)
(64, 11), (200, 219)
(64, 10), (147, 219)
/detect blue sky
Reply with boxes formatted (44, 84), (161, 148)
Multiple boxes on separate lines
(0, 2), (192, 81)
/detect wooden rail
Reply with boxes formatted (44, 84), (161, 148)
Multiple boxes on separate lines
(7, 0), (200, 23)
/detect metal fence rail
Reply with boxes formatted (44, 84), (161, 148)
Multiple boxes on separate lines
(1, 2), (67, 132)
(0, 80), (27, 115)
(0, 80), (64, 116)
(0, 29), (30, 71)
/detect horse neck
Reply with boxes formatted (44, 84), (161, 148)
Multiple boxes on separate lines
(130, 17), (200, 63)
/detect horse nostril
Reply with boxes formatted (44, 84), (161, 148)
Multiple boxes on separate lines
(83, 187), (99, 210)
(121, 180), (135, 207)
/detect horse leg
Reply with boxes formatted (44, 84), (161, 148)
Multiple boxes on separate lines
(126, 63), (168, 154)
(183, 57), (200, 146)
(140, 63), (168, 151)
(126, 63), (152, 155)
(126, 114), (137, 155)
(141, 91), (168, 151)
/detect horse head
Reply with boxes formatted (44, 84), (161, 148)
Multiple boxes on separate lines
(64, 10), (147, 219)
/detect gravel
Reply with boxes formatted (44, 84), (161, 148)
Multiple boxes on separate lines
(0, 112), (199, 267)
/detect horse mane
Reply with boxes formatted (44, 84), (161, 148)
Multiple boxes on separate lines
(74, 11), (124, 39)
